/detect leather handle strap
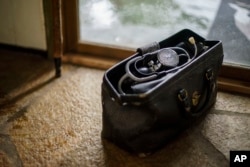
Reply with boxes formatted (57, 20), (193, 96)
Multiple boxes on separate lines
(178, 68), (215, 117)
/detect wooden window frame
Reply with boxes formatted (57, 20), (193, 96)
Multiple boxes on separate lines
(46, 0), (250, 95)
(61, 0), (134, 68)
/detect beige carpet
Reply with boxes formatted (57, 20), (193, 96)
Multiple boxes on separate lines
(0, 51), (249, 166)
(1, 64), (107, 166)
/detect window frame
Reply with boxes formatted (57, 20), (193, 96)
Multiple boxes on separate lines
(61, 0), (250, 95)
(62, 0), (134, 60)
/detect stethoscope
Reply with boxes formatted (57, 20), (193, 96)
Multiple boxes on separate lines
(118, 37), (198, 94)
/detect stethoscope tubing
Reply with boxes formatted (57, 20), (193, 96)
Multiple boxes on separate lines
(118, 40), (198, 94)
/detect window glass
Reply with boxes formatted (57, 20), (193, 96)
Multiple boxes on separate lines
(79, 0), (250, 67)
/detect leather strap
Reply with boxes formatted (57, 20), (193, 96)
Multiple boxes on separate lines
(178, 68), (215, 117)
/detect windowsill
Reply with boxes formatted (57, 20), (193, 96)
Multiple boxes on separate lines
(62, 53), (250, 96)
(62, 53), (120, 70)
(218, 77), (250, 96)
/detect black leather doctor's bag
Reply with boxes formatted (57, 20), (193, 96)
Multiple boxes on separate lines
(101, 29), (224, 156)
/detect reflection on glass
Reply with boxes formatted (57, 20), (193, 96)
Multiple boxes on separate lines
(207, 0), (250, 67)
(79, 0), (250, 67)
(79, 0), (221, 48)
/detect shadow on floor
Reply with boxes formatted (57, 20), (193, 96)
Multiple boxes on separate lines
(0, 47), (55, 111)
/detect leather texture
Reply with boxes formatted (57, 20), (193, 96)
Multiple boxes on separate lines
(101, 29), (224, 155)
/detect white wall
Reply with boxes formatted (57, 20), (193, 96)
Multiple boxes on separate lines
(0, 0), (46, 50)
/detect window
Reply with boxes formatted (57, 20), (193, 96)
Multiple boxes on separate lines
(61, 0), (250, 95)
(78, 0), (220, 48)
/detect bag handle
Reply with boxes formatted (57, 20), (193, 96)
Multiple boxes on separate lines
(178, 68), (215, 117)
